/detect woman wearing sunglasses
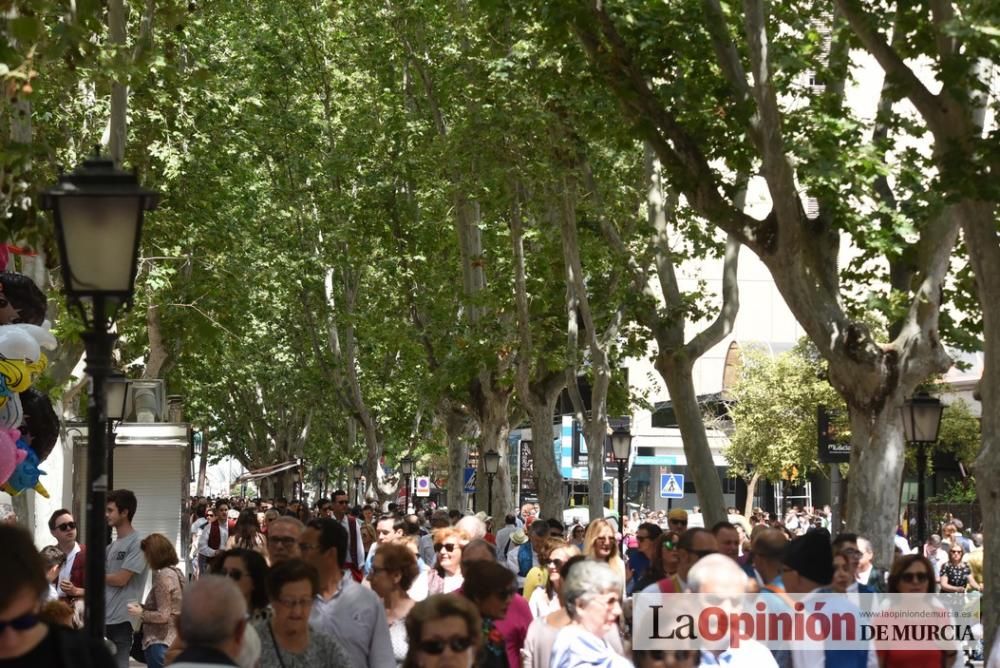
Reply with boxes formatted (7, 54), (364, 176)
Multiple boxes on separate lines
(254, 558), (351, 668)
(633, 531), (682, 593)
(0, 525), (116, 666)
(875, 554), (958, 667)
(213, 548), (270, 621)
(583, 519), (625, 584)
(427, 527), (469, 595)
(527, 539), (580, 619)
(403, 594), (481, 668)
(939, 544), (981, 593)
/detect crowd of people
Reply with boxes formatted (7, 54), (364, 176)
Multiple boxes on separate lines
(0, 492), (993, 668)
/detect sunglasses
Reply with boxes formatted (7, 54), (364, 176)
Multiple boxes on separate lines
(220, 569), (244, 582)
(0, 613), (38, 633)
(662, 539), (677, 550)
(900, 571), (930, 584)
(55, 522), (76, 532)
(418, 637), (474, 654)
(545, 558), (565, 569)
(434, 543), (458, 553)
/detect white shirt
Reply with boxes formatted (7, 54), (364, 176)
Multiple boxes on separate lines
(310, 572), (394, 668)
(337, 515), (365, 566)
(57, 543), (81, 591)
(197, 520), (229, 557)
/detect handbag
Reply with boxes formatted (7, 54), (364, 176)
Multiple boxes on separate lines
(129, 624), (146, 663)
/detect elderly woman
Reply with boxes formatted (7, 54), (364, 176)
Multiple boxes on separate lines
(582, 519), (625, 581)
(254, 558), (352, 668)
(370, 542), (420, 665)
(403, 594), (482, 668)
(548, 560), (630, 668)
(427, 527), (469, 594)
(127, 533), (183, 668)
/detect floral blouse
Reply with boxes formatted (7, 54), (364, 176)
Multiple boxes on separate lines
(940, 562), (971, 589)
(141, 567), (183, 649)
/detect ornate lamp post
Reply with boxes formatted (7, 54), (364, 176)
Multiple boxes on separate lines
(610, 427), (632, 522)
(901, 392), (943, 547)
(352, 463), (364, 506)
(399, 456), (414, 514)
(484, 449), (501, 518)
(42, 153), (158, 640)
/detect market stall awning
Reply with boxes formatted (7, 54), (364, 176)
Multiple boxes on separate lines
(234, 460), (301, 484)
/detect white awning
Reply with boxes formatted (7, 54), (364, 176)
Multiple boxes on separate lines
(234, 460), (301, 484)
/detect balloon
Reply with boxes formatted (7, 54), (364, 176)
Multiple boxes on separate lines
(0, 428), (25, 487)
(2, 436), (47, 496)
(18, 389), (58, 463)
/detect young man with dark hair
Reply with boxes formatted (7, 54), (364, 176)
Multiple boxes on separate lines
(329, 489), (365, 579)
(300, 518), (393, 668)
(48, 508), (86, 602)
(105, 489), (148, 668)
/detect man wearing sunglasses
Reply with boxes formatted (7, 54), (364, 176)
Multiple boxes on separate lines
(639, 528), (718, 594)
(48, 508), (86, 602)
(329, 489), (365, 581)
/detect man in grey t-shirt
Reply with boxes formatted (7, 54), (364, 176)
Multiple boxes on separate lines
(105, 489), (149, 668)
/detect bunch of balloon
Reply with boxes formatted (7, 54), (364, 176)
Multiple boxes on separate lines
(0, 271), (60, 497)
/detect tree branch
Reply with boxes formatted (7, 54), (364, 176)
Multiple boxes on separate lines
(685, 234), (742, 359)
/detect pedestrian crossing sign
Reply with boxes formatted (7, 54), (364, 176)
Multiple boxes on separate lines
(660, 473), (684, 499)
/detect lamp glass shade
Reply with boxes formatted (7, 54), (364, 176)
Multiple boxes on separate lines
(484, 449), (501, 474)
(105, 376), (130, 421)
(901, 394), (943, 443)
(610, 430), (632, 461)
(352, 464), (363, 480)
(56, 196), (142, 293)
(399, 457), (414, 475)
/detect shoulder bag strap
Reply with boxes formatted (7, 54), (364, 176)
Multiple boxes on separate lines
(267, 621), (289, 668)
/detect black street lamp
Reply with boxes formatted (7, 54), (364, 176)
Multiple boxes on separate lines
(901, 392), (944, 547)
(42, 153), (158, 641)
(352, 464), (364, 506)
(484, 449), (500, 518)
(610, 427), (632, 525)
(399, 456), (414, 514)
(104, 373), (130, 493)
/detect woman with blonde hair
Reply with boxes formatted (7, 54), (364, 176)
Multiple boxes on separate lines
(127, 533), (183, 668)
(527, 539), (580, 619)
(427, 526), (469, 595)
(583, 519), (624, 580)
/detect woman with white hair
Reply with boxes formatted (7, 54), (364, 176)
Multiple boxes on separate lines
(549, 560), (630, 668)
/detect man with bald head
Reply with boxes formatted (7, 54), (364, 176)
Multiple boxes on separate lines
(172, 575), (248, 667)
(748, 528), (788, 591)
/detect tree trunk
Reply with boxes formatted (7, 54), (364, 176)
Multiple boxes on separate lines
(470, 371), (513, 520)
(960, 201), (1000, 657)
(655, 355), (728, 527)
(844, 397), (908, 568)
(443, 404), (471, 512)
(743, 470), (761, 519)
(107, 0), (127, 164)
(525, 392), (565, 518)
(196, 439), (209, 497)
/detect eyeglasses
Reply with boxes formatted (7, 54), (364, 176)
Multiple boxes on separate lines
(220, 569), (244, 582)
(418, 637), (474, 654)
(661, 539), (677, 550)
(275, 597), (312, 609)
(435, 543), (458, 553)
(55, 522), (76, 532)
(268, 536), (297, 546)
(0, 613), (39, 633)
(900, 571), (930, 584)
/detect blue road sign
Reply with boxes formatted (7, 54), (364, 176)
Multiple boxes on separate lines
(464, 467), (477, 493)
(660, 473), (684, 499)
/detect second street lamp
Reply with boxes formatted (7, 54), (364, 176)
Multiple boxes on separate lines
(901, 392), (943, 547)
(484, 449), (501, 518)
(42, 152), (158, 640)
(610, 427), (632, 526)
(399, 456), (414, 514)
